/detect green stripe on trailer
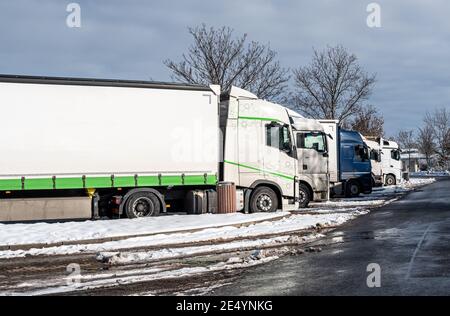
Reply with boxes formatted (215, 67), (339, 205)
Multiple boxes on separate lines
(224, 160), (295, 180)
(0, 179), (22, 191)
(0, 174), (217, 191)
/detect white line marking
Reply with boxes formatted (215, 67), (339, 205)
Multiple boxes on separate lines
(406, 224), (432, 280)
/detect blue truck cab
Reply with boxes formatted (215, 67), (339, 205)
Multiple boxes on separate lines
(319, 120), (373, 198)
(339, 129), (372, 197)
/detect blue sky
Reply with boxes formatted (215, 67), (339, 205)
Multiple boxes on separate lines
(0, 0), (449, 136)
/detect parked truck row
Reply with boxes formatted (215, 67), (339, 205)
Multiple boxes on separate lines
(0, 74), (402, 222)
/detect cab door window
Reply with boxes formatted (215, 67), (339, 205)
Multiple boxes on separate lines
(266, 123), (292, 153)
(391, 149), (401, 161)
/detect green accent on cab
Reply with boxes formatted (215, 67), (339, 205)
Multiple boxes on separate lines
(224, 160), (294, 181)
(238, 116), (284, 123)
(0, 174), (217, 191)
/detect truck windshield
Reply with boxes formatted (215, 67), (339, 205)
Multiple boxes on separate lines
(391, 149), (401, 161)
(297, 132), (326, 152)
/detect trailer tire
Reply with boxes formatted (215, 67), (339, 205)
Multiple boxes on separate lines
(345, 180), (360, 198)
(125, 191), (161, 218)
(298, 183), (311, 208)
(249, 187), (278, 213)
(385, 174), (396, 186)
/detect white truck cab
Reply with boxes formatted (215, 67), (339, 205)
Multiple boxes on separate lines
(289, 110), (329, 205)
(380, 138), (402, 185)
(220, 87), (329, 211)
(363, 137), (402, 186)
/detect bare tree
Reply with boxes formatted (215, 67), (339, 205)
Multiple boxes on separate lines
(395, 130), (416, 172)
(164, 24), (290, 101)
(345, 105), (384, 137)
(291, 45), (376, 123)
(424, 107), (450, 168)
(416, 123), (435, 169)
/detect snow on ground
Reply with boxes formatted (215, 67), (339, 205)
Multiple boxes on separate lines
(0, 212), (287, 247)
(3, 251), (283, 296)
(382, 177), (436, 191)
(311, 199), (386, 209)
(0, 211), (355, 258)
(96, 235), (304, 265)
(310, 177), (436, 209)
(411, 171), (449, 177)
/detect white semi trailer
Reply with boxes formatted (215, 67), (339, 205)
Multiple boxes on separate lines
(0, 75), (329, 222)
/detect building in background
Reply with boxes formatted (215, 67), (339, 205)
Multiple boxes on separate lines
(401, 149), (428, 172)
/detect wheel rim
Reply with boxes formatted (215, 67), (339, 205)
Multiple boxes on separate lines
(387, 177), (394, 185)
(131, 197), (154, 217)
(299, 190), (307, 203)
(350, 184), (359, 195)
(256, 194), (273, 212)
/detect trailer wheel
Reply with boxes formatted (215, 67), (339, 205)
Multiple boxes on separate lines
(125, 192), (161, 218)
(250, 187), (278, 213)
(298, 183), (311, 208)
(345, 180), (360, 198)
(385, 175), (396, 186)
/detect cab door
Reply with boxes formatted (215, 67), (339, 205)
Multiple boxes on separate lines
(295, 131), (328, 176)
(262, 122), (297, 197)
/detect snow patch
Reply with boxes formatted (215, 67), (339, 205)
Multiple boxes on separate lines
(0, 212), (287, 247)
(0, 212), (354, 259)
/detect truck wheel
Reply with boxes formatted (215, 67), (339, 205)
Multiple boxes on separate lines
(298, 184), (311, 208)
(250, 187), (278, 213)
(345, 180), (360, 198)
(385, 175), (396, 186)
(125, 192), (161, 218)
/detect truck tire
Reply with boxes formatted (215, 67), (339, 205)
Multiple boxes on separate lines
(298, 184), (311, 208)
(385, 175), (396, 186)
(250, 187), (278, 213)
(345, 180), (360, 198)
(125, 191), (161, 218)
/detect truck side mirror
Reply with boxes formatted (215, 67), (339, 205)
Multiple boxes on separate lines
(282, 142), (292, 154)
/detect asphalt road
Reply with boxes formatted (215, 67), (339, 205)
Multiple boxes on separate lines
(214, 178), (450, 296)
